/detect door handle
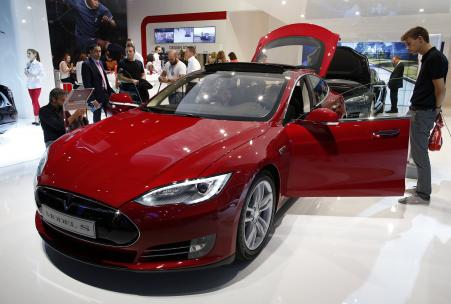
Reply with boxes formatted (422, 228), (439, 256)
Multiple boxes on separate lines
(372, 129), (400, 139)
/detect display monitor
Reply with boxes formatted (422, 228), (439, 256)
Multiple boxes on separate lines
(174, 27), (194, 43)
(155, 28), (174, 44)
(193, 27), (216, 43)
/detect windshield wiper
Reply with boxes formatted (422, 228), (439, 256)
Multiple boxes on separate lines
(174, 112), (203, 118)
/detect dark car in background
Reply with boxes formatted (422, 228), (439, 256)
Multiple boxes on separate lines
(0, 84), (18, 133)
(325, 46), (387, 118)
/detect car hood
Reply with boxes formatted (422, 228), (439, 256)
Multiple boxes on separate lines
(39, 109), (267, 208)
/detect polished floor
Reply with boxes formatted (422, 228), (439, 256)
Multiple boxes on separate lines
(1, 116), (451, 303)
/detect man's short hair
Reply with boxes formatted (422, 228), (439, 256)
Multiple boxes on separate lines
(401, 26), (430, 43)
(186, 46), (196, 55)
(393, 55), (401, 60)
(167, 49), (177, 56)
(49, 88), (66, 104)
(87, 44), (100, 53)
(126, 44), (135, 52)
(155, 46), (160, 51)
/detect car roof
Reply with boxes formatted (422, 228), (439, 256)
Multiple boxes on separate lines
(205, 62), (299, 74)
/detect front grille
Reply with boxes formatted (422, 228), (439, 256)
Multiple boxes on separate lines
(36, 187), (139, 246)
(139, 241), (191, 262)
(43, 221), (137, 264)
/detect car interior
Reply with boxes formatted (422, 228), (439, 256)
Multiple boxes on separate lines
(284, 79), (311, 124)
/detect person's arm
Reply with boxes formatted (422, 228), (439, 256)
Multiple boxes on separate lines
(432, 78), (446, 109)
(117, 73), (138, 84)
(67, 109), (86, 125)
(100, 5), (116, 27)
(430, 55), (447, 112)
(140, 63), (145, 79)
(159, 70), (168, 83)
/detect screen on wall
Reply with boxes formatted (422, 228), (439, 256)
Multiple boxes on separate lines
(174, 27), (194, 43)
(155, 28), (175, 44)
(339, 41), (418, 80)
(193, 27), (216, 43)
(154, 27), (216, 44)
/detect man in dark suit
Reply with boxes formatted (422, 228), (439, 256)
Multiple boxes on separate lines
(82, 44), (114, 122)
(386, 55), (405, 113)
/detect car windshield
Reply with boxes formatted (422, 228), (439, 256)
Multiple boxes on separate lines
(144, 71), (287, 121)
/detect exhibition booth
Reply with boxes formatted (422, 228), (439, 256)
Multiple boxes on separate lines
(1, 1), (451, 303)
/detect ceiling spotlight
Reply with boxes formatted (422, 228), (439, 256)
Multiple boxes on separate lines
(355, 11), (360, 16)
(300, 14), (305, 18)
(281, 1), (287, 5)
(21, 19), (27, 23)
(419, 8), (425, 13)
(27, 6), (32, 10)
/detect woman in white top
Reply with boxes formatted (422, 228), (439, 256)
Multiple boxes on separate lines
(59, 53), (75, 84)
(24, 49), (44, 125)
(75, 53), (87, 87)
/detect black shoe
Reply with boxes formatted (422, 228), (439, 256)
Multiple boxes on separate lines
(32, 122), (40, 126)
(386, 109), (398, 113)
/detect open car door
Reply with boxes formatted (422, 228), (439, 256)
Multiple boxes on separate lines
(284, 110), (410, 197)
(251, 23), (340, 77)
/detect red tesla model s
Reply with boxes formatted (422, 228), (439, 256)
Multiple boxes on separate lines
(35, 24), (409, 271)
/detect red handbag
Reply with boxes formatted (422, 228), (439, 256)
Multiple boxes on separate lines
(429, 113), (444, 151)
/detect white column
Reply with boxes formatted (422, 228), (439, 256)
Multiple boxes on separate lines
(0, 0), (54, 119)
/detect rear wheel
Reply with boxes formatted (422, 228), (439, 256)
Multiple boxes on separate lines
(236, 171), (276, 260)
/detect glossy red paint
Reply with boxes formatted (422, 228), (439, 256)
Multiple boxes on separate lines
(306, 108), (339, 123)
(251, 23), (340, 77)
(109, 93), (135, 115)
(35, 23), (410, 271)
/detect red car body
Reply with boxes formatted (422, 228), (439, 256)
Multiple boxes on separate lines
(35, 23), (409, 271)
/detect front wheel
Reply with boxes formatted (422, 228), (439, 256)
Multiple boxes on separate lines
(236, 171), (276, 260)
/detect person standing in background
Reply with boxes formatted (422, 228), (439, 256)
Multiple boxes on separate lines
(118, 45), (147, 103)
(126, 39), (144, 67)
(82, 44), (114, 123)
(25, 49), (44, 126)
(386, 55), (404, 113)
(153, 46), (163, 74)
(185, 46), (201, 74)
(214, 51), (227, 63)
(398, 26), (448, 205)
(159, 50), (186, 104)
(228, 52), (238, 63)
(59, 53), (76, 85)
(75, 53), (87, 87)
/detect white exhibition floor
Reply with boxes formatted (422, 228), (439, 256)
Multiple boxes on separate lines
(1, 115), (451, 303)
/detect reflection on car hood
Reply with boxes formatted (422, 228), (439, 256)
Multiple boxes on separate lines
(40, 109), (267, 208)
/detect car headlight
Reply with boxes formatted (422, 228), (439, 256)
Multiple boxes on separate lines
(35, 147), (49, 182)
(135, 173), (232, 206)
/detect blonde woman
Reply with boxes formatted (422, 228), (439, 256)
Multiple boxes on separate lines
(214, 51), (227, 63)
(24, 49), (44, 125)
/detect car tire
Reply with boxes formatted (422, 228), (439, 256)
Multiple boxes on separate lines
(236, 171), (276, 261)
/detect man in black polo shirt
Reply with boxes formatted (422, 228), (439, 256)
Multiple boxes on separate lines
(399, 26), (448, 205)
(39, 88), (86, 147)
(118, 44), (147, 103)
